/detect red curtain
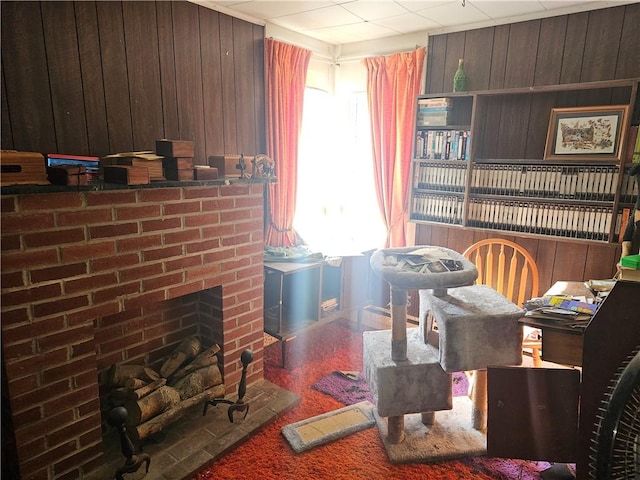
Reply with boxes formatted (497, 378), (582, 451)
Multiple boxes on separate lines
(364, 48), (426, 247)
(264, 38), (312, 246)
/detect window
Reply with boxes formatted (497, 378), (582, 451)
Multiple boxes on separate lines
(293, 87), (385, 256)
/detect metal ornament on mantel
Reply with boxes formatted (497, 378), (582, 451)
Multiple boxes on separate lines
(251, 154), (275, 178)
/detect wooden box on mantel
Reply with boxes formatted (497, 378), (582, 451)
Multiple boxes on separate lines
(165, 167), (194, 181)
(1, 150), (49, 186)
(193, 166), (218, 180)
(46, 165), (88, 186)
(101, 151), (164, 180)
(103, 165), (150, 185)
(163, 156), (194, 181)
(155, 139), (194, 158)
(208, 154), (253, 177)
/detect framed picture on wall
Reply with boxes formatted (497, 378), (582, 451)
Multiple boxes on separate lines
(544, 105), (630, 161)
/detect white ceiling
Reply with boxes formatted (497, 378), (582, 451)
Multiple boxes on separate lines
(195, 0), (636, 47)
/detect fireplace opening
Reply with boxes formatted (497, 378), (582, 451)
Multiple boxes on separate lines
(95, 287), (225, 444)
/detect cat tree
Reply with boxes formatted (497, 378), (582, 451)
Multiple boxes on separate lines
(363, 246), (524, 462)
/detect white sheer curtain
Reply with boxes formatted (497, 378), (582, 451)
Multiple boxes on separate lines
(293, 87), (385, 256)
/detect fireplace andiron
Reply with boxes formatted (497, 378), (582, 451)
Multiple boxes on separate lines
(107, 406), (151, 480)
(203, 349), (254, 422)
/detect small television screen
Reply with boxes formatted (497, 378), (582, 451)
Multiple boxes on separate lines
(47, 154), (100, 177)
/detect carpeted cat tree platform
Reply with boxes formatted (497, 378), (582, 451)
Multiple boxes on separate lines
(363, 246), (524, 463)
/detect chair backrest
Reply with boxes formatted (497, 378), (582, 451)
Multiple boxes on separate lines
(462, 239), (539, 307)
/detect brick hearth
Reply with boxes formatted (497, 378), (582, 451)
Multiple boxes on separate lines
(1, 182), (267, 479)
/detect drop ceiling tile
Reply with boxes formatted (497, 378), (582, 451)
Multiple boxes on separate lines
(300, 27), (364, 44)
(218, 1), (334, 20)
(468, 1), (546, 20)
(335, 21), (400, 40)
(396, 0), (453, 13)
(339, 1), (410, 20)
(275, 4), (364, 29)
(210, 1), (247, 5)
(538, 0), (593, 12)
(414, 2), (491, 26)
(374, 12), (442, 32)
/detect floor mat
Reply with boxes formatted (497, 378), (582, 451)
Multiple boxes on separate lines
(312, 370), (469, 406)
(281, 400), (375, 453)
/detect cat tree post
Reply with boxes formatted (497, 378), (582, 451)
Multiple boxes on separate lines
(390, 287), (408, 362)
(387, 286), (408, 443)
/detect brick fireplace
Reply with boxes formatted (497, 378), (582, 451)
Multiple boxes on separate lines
(1, 182), (266, 479)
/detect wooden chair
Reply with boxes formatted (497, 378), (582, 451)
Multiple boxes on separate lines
(463, 239), (542, 366)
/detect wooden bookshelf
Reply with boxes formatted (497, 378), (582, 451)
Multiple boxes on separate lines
(409, 78), (640, 244)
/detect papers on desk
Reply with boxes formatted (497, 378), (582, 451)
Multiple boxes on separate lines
(523, 295), (597, 327)
(587, 279), (616, 292)
(524, 308), (592, 326)
(544, 296), (598, 315)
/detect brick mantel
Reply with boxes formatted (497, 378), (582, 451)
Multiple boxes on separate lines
(1, 182), (265, 479)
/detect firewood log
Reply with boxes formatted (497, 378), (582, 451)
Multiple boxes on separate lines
(109, 378), (167, 403)
(107, 364), (160, 387)
(132, 378), (167, 400)
(129, 384), (225, 443)
(168, 344), (221, 384)
(172, 364), (223, 400)
(125, 377), (148, 390)
(159, 336), (201, 378)
(124, 385), (180, 426)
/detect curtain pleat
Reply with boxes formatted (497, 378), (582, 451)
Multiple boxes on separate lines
(264, 38), (312, 246)
(364, 48), (426, 247)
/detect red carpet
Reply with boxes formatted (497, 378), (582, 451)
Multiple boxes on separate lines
(192, 320), (550, 480)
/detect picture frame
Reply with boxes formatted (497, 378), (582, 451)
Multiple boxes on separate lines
(543, 105), (629, 161)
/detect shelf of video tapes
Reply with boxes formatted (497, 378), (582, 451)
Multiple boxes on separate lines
(469, 162), (620, 202)
(415, 129), (471, 161)
(410, 193), (465, 225)
(619, 163), (639, 205)
(414, 96), (473, 161)
(466, 198), (613, 241)
(412, 161), (467, 193)
(465, 161), (623, 241)
(614, 165), (640, 242)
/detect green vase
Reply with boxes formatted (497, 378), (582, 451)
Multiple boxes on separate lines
(453, 58), (467, 92)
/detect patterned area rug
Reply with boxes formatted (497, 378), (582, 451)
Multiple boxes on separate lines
(312, 370), (469, 405)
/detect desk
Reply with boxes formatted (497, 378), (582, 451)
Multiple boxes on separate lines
(519, 316), (585, 366)
(489, 281), (640, 476)
(519, 281), (596, 366)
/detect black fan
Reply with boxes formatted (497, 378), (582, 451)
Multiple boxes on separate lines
(589, 349), (640, 479)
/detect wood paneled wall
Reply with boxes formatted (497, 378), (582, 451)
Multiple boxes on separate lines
(415, 4), (640, 295)
(426, 4), (640, 93)
(1, 1), (265, 164)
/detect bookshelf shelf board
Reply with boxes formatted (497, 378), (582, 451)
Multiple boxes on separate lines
(468, 194), (616, 206)
(426, 78), (638, 98)
(464, 225), (612, 244)
(417, 125), (471, 131)
(473, 158), (621, 167)
(415, 188), (465, 195)
(409, 217), (465, 226)
(415, 159), (469, 166)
